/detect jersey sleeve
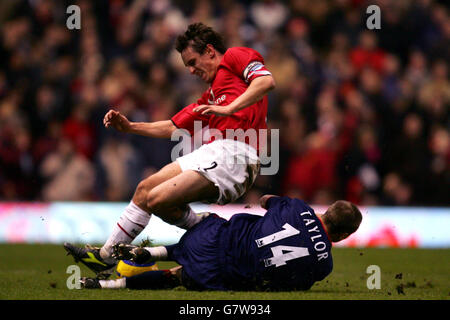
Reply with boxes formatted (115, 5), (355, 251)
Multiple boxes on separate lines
(171, 91), (210, 136)
(263, 196), (292, 218)
(223, 47), (272, 83)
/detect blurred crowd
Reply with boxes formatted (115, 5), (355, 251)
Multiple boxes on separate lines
(0, 0), (448, 206)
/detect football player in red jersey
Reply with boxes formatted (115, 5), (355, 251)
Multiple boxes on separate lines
(64, 23), (276, 279)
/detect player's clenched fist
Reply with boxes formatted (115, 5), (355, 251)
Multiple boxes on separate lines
(103, 110), (131, 132)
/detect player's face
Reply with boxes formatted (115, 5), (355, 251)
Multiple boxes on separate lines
(181, 46), (217, 83)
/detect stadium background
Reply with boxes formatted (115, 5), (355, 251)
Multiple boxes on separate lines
(0, 0), (449, 246)
(0, 0), (449, 302)
(0, 0), (448, 206)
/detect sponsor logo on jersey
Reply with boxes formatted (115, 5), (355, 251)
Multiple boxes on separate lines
(208, 87), (227, 105)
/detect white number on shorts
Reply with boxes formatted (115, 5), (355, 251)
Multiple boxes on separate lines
(255, 223), (310, 267)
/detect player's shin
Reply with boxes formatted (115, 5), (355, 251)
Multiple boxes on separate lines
(145, 246), (168, 260)
(173, 207), (209, 230)
(100, 201), (151, 262)
(98, 278), (127, 289)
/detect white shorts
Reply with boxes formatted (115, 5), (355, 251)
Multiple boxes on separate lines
(176, 139), (260, 205)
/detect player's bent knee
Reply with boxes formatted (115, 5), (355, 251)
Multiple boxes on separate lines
(133, 180), (151, 207)
(134, 173), (165, 206)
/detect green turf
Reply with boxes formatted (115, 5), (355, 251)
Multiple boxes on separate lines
(0, 244), (448, 300)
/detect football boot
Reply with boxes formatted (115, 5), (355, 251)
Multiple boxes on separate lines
(64, 242), (116, 279)
(80, 277), (101, 289)
(112, 243), (152, 264)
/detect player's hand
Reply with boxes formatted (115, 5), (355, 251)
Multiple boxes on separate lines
(193, 104), (234, 116)
(259, 194), (278, 209)
(103, 109), (131, 132)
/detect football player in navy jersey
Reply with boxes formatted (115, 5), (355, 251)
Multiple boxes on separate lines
(81, 195), (362, 291)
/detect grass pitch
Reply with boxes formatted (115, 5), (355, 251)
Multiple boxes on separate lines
(0, 244), (449, 300)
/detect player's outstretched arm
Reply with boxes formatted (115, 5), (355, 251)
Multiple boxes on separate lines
(193, 75), (276, 116)
(103, 109), (177, 138)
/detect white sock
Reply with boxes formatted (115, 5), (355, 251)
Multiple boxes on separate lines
(174, 208), (204, 230)
(99, 278), (126, 289)
(145, 246), (168, 260)
(100, 201), (151, 260)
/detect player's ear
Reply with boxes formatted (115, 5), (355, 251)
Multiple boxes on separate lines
(205, 44), (215, 58)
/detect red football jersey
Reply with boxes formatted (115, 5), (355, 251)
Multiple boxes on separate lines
(171, 47), (272, 151)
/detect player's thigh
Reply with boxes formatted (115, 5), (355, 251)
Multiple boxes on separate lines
(149, 161), (183, 181)
(133, 161), (182, 205)
(146, 170), (219, 210)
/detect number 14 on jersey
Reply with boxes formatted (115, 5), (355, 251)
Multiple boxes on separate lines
(255, 223), (310, 267)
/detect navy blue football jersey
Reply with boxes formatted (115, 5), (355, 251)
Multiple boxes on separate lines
(169, 196), (333, 291)
(219, 196), (333, 290)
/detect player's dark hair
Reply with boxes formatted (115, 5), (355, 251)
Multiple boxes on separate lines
(175, 22), (227, 54)
(322, 201), (362, 242)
